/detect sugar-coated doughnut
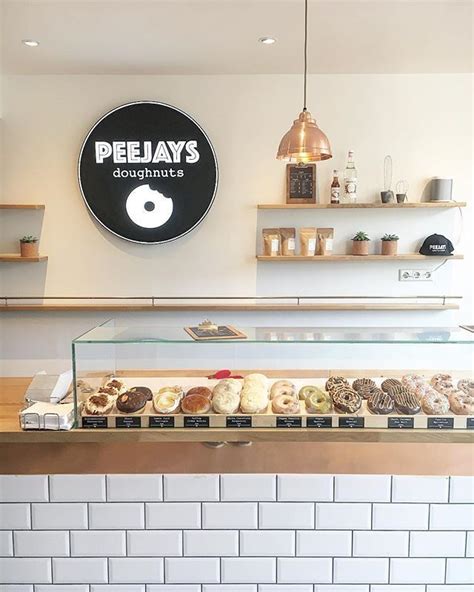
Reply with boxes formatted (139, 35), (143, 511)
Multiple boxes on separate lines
(332, 387), (362, 414)
(457, 379), (474, 395)
(367, 390), (394, 415)
(270, 380), (296, 399)
(325, 376), (349, 392)
(212, 391), (240, 414)
(393, 390), (420, 415)
(305, 389), (332, 414)
(181, 394), (211, 414)
(449, 391), (474, 415)
(116, 390), (148, 414)
(381, 378), (402, 393)
(240, 389), (269, 414)
(272, 394), (300, 414)
(421, 392), (450, 415)
(84, 393), (115, 415)
(352, 378), (376, 393)
(158, 385), (184, 400)
(152, 391), (181, 414)
(186, 386), (212, 399)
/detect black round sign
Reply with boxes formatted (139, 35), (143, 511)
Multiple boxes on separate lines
(78, 101), (218, 244)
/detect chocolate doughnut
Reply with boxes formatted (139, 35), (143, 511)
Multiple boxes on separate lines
(84, 393), (114, 415)
(305, 389), (332, 414)
(186, 386), (212, 400)
(393, 390), (421, 415)
(270, 380), (296, 399)
(368, 390), (394, 415)
(386, 384), (412, 399)
(129, 386), (153, 401)
(421, 392), (450, 415)
(449, 391), (474, 415)
(325, 376), (349, 392)
(457, 379), (474, 395)
(381, 378), (402, 393)
(352, 378), (376, 394)
(332, 387), (362, 414)
(116, 390), (148, 414)
(181, 394), (211, 414)
(272, 394), (300, 414)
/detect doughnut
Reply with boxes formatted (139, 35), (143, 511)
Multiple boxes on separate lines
(116, 390), (148, 414)
(240, 389), (269, 414)
(181, 394), (211, 414)
(393, 390), (421, 415)
(212, 390), (240, 414)
(83, 393), (115, 415)
(76, 379), (95, 394)
(381, 378), (402, 393)
(449, 391), (474, 415)
(98, 386), (118, 397)
(272, 394), (300, 415)
(129, 386), (153, 401)
(421, 392), (450, 415)
(432, 380), (456, 397)
(457, 379), (474, 395)
(158, 385), (184, 400)
(299, 385), (323, 401)
(186, 386), (212, 399)
(386, 384), (411, 399)
(413, 383), (438, 401)
(244, 373), (269, 391)
(270, 380), (296, 399)
(431, 373), (453, 389)
(332, 387), (362, 414)
(402, 374), (427, 389)
(352, 378), (376, 394)
(305, 389), (332, 414)
(152, 391), (181, 414)
(368, 390), (394, 415)
(325, 376), (349, 392)
(213, 378), (242, 396)
(105, 379), (124, 393)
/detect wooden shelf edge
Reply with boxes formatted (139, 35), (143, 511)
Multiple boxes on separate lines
(0, 204), (45, 210)
(257, 201), (467, 210)
(0, 255), (48, 262)
(257, 254), (464, 261)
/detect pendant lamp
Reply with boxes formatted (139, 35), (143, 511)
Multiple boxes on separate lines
(276, 0), (332, 162)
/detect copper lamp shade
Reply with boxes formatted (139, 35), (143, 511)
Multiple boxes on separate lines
(276, 109), (332, 162)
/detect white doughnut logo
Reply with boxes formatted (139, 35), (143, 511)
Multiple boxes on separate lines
(125, 184), (173, 229)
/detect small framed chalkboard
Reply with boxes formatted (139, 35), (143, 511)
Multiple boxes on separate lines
(286, 164), (317, 204)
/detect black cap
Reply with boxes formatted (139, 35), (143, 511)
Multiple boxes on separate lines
(419, 234), (454, 256)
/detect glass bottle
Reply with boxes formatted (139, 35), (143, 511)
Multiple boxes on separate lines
(344, 150), (357, 203)
(330, 170), (340, 204)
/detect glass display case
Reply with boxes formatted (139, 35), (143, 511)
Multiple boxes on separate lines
(72, 321), (474, 430)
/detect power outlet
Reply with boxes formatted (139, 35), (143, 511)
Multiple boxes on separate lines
(399, 269), (433, 281)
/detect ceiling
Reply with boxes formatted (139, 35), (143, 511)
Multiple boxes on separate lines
(1, 0), (472, 75)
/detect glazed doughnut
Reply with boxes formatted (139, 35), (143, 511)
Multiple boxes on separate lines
(421, 392), (450, 415)
(181, 394), (211, 414)
(402, 374), (427, 389)
(84, 393), (115, 415)
(413, 383), (438, 401)
(305, 389), (332, 414)
(457, 379), (474, 395)
(212, 390), (240, 414)
(186, 386), (213, 399)
(299, 385), (323, 401)
(270, 380), (296, 399)
(272, 394), (300, 415)
(325, 376), (349, 392)
(432, 380), (456, 397)
(116, 390), (148, 414)
(158, 385), (184, 400)
(367, 390), (394, 415)
(449, 391), (474, 415)
(431, 373), (453, 388)
(352, 378), (376, 393)
(332, 387), (362, 414)
(381, 378), (402, 393)
(153, 391), (181, 414)
(393, 390), (420, 415)
(240, 389), (269, 414)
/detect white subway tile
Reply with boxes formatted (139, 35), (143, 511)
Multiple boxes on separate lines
(71, 531), (126, 556)
(334, 558), (388, 584)
(184, 530), (238, 556)
(221, 558), (275, 583)
(0, 558), (51, 583)
(427, 587), (474, 592)
(373, 503), (429, 530)
(277, 558), (332, 583)
(277, 475), (333, 502)
(260, 586), (312, 592)
(148, 586), (201, 592)
(221, 475), (276, 501)
(146, 503), (200, 529)
(164, 475), (219, 502)
(430, 504), (474, 530)
(50, 475), (105, 502)
(316, 503), (371, 530)
(410, 531), (466, 557)
(392, 476), (449, 503)
(32, 503), (88, 530)
(297, 531), (351, 557)
(52, 558), (107, 583)
(127, 530), (182, 556)
(109, 558), (164, 583)
(240, 531), (295, 556)
(372, 587), (424, 592)
(0, 477), (48, 503)
(107, 475), (163, 502)
(450, 476), (474, 502)
(0, 531), (13, 556)
(37, 587), (90, 592)
(203, 587), (256, 592)
(315, 587), (369, 592)
(335, 475), (391, 502)
(353, 531), (408, 557)
(259, 503), (314, 529)
(467, 531), (474, 557)
(14, 531), (69, 557)
(390, 558), (446, 584)
(446, 558), (474, 584)
(0, 505), (31, 530)
(165, 558), (220, 583)
(203, 503), (257, 529)
(91, 587), (145, 592)
(0, 586), (34, 592)
(89, 503), (144, 529)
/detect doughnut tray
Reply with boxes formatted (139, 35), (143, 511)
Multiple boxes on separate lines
(79, 376), (473, 430)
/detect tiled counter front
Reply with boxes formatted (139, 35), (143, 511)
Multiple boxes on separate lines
(0, 474), (473, 590)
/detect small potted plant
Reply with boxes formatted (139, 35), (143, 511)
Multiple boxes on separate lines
(19, 235), (39, 257)
(351, 231), (371, 255)
(381, 233), (399, 256)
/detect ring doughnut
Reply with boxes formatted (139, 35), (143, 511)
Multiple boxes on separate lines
(332, 387), (362, 414)
(421, 392), (450, 415)
(413, 383), (437, 401)
(432, 380), (456, 397)
(212, 391), (241, 414)
(272, 394), (300, 415)
(325, 376), (349, 392)
(352, 378), (376, 393)
(181, 394), (211, 414)
(449, 391), (474, 415)
(152, 391), (181, 414)
(381, 378), (402, 393)
(393, 390), (420, 415)
(457, 379), (474, 395)
(305, 389), (332, 414)
(402, 374), (427, 389)
(299, 385), (323, 401)
(84, 393), (115, 415)
(270, 380), (296, 399)
(367, 390), (394, 415)
(186, 386), (213, 399)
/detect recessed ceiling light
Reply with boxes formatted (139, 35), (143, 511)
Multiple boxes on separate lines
(22, 40), (40, 47)
(259, 37), (276, 45)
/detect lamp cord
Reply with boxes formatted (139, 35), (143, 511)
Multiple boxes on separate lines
(303, 0), (308, 110)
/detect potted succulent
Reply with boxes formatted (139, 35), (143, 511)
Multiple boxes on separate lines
(351, 231), (371, 255)
(381, 233), (399, 256)
(19, 235), (39, 257)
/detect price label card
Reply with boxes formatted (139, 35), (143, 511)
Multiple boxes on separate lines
(115, 416), (141, 429)
(427, 417), (454, 430)
(388, 417), (414, 429)
(339, 417), (365, 428)
(467, 418), (474, 430)
(184, 416), (210, 428)
(276, 416), (302, 428)
(149, 416), (175, 428)
(226, 416), (252, 428)
(307, 417), (332, 428)
(82, 416), (107, 429)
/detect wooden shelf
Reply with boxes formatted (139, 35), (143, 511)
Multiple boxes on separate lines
(257, 201), (467, 210)
(0, 255), (48, 263)
(257, 254), (464, 262)
(0, 204), (45, 210)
